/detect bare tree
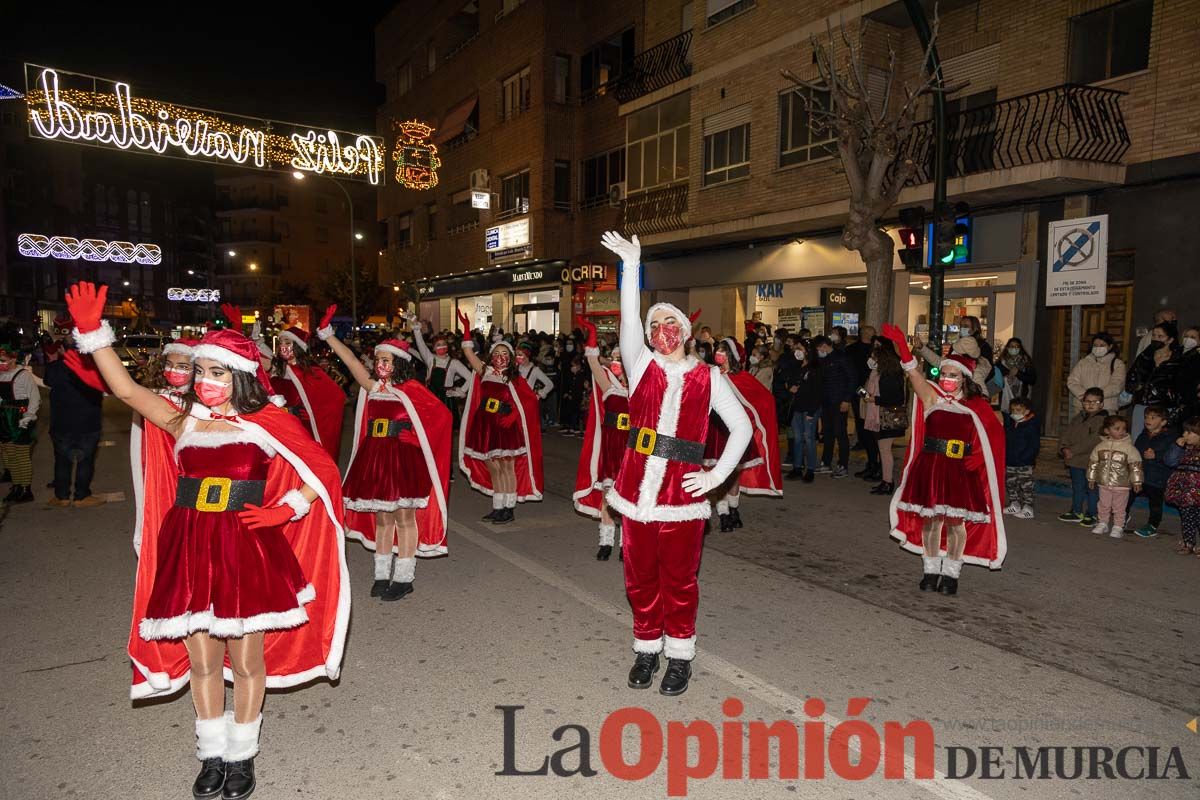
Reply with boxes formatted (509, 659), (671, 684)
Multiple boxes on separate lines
(784, 16), (944, 327)
(382, 241), (433, 320)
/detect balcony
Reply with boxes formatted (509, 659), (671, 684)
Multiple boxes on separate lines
(612, 31), (692, 104)
(619, 182), (689, 236)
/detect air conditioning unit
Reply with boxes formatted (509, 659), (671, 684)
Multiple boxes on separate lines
(470, 169), (490, 191)
(608, 182), (626, 207)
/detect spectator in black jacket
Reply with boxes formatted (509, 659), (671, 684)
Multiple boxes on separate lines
(845, 326), (876, 450)
(773, 343), (803, 465)
(861, 338), (907, 494)
(1126, 321), (1182, 439)
(558, 355), (587, 435)
(44, 347), (105, 507)
(785, 341), (823, 481)
(1004, 397), (1041, 518)
(814, 335), (855, 478)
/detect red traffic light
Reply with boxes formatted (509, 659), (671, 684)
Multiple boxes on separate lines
(899, 227), (920, 248)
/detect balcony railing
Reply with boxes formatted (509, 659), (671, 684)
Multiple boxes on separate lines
(895, 84), (1130, 186)
(619, 182), (688, 236)
(613, 31), (692, 104)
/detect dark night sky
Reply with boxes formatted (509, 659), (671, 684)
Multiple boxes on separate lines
(3, 1), (400, 132)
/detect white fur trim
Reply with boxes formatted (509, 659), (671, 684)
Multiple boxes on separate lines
(489, 341), (515, 356)
(633, 636), (663, 655)
(504, 492), (517, 509)
(224, 714), (262, 762)
(894, 500), (991, 524)
(941, 558), (963, 578)
(462, 446), (529, 460)
(643, 302), (692, 341)
(716, 499), (730, 514)
(606, 489), (713, 522)
(374, 553), (392, 580)
(139, 584), (316, 640)
(393, 557), (415, 583)
(492, 494), (505, 509)
(190, 344), (260, 373)
(72, 321), (116, 353)
(462, 339), (476, 350)
(279, 329), (309, 352)
(280, 488), (311, 520)
(727, 493), (740, 508)
(584, 346), (600, 357)
(283, 365), (320, 442)
(268, 394), (287, 406)
(195, 716), (226, 761)
(343, 496), (429, 511)
(175, 426), (277, 459)
(316, 325), (334, 341)
(375, 343), (412, 361)
(598, 522), (616, 546)
(457, 374), (543, 502)
(901, 358), (918, 372)
(663, 634), (697, 661)
(162, 342), (194, 357)
(922, 555), (942, 574)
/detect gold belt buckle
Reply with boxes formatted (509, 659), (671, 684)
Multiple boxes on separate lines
(616, 412), (631, 431)
(195, 476), (233, 512)
(634, 427), (657, 455)
(945, 438), (966, 459)
(370, 418), (389, 437)
(484, 397), (501, 413)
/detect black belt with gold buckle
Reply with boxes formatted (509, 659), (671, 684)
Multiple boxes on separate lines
(625, 427), (705, 465)
(923, 436), (972, 459)
(369, 418), (413, 437)
(483, 397), (513, 415)
(603, 411), (632, 431)
(175, 477), (266, 512)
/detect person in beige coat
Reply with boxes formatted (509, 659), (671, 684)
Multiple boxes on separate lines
(1086, 415), (1144, 538)
(917, 334), (993, 392)
(1067, 332), (1127, 414)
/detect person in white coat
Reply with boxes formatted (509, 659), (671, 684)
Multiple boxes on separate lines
(1066, 332), (1126, 414)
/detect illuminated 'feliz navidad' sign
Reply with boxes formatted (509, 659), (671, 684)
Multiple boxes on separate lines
(24, 64), (386, 185)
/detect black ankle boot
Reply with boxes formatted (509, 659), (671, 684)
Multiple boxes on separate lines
(627, 652), (659, 689)
(493, 507), (514, 524)
(596, 544), (613, 561)
(481, 508), (500, 521)
(786, 469), (803, 480)
(919, 573), (941, 592)
(939, 577), (958, 596)
(718, 513), (732, 532)
(10, 485), (32, 504)
(802, 470), (814, 483)
(659, 658), (692, 696)
(222, 758), (255, 800)
(369, 579), (390, 597)
(192, 757), (225, 799)
(381, 581), (414, 601)
(729, 508), (743, 529)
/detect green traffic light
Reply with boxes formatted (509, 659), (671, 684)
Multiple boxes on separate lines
(939, 250), (955, 264)
(930, 366), (940, 377)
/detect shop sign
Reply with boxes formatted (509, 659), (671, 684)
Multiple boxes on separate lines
(561, 264), (607, 283)
(756, 282), (784, 299)
(471, 191), (490, 209)
(826, 290), (849, 305)
(777, 306), (803, 331)
(1046, 214), (1107, 307)
(489, 246), (532, 263)
(511, 267), (546, 284)
(485, 218), (530, 253)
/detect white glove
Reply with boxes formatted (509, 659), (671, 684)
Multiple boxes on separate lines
(681, 470), (721, 498)
(18, 417), (33, 429)
(600, 231), (641, 267)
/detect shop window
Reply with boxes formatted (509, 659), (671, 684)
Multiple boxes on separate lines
(501, 66), (531, 121)
(500, 169), (530, 217)
(581, 147), (625, 208)
(779, 87), (834, 167)
(581, 27), (635, 100)
(1069, 0), (1152, 84)
(448, 189), (480, 233)
(703, 122), (750, 186)
(553, 55), (571, 104)
(625, 92), (689, 194)
(706, 0), (754, 27)
(426, 202), (438, 240)
(553, 160), (571, 210)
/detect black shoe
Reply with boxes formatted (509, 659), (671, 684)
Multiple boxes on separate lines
(854, 467), (872, 478)
(192, 757), (225, 799)
(627, 653), (659, 689)
(596, 544), (613, 561)
(221, 758), (255, 800)
(718, 513), (732, 532)
(919, 573), (941, 592)
(6, 486), (32, 504)
(618, 546), (623, 562)
(369, 579), (390, 597)
(381, 581), (414, 601)
(870, 481), (895, 495)
(659, 658), (692, 696)
(0, 469), (10, 483)
(729, 508), (743, 529)
(481, 508), (499, 521)
(492, 507), (514, 525)
(939, 577), (958, 596)
(802, 470), (814, 483)
(861, 467), (882, 481)
(786, 469), (804, 481)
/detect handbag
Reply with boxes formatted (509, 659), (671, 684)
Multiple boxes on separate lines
(877, 404), (908, 431)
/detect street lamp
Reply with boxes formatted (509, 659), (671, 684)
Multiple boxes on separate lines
(227, 249), (236, 257)
(249, 262), (258, 272)
(354, 232), (364, 241)
(292, 170), (359, 328)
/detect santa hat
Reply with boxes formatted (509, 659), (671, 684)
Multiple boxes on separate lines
(939, 353), (977, 379)
(191, 329), (275, 396)
(279, 326), (311, 352)
(162, 337), (199, 357)
(374, 338), (412, 361)
(721, 337), (745, 364)
(53, 314), (73, 331)
(489, 340), (515, 357)
(643, 303), (693, 342)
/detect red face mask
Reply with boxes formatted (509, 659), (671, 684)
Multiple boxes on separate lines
(714, 351), (728, 367)
(0, 360), (13, 372)
(515, 352), (528, 365)
(609, 362), (624, 378)
(279, 342), (295, 363)
(164, 367), (192, 388)
(434, 343), (449, 356)
(491, 351), (511, 371)
(938, 376), (963, 395)
(650, 323), (683, 355)
(374, 358), (394, 380)
(195, 377), (232, 408)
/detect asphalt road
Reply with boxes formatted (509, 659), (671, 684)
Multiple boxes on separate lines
(1, 399), (1197, 799)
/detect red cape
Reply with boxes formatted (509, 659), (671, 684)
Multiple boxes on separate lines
(283, 364), (346, 463)
(889, 384), (1008, 569)
(130, 394), (183, 555)
(573, 367), (626, 517)
(343, 380), (453, 557)
(459, 372), (544, 501)
(726, 371), (783, 496)
(129, 403), (350, 699)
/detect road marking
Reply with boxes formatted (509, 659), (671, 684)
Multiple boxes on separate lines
(449, 519), (996, 800)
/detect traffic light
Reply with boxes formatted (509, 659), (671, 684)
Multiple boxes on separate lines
(897, 206), (926, 270)
(933, 201), (970, 266)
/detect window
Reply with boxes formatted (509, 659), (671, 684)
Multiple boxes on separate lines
(94, 183), (106, 226)
(778, 87), (834, 167)
(706, 0), (754, 27)
(502, 67), (531, 120)
(448, 189), (480, 232)
(396, 214), (413, 247)
(397, 62), (414, 97)
(581, 27), (635, 98)
(107, 187), (119, 226)
(625, 92), (690, 193)
(127, 190), (139, 231)
(553, 55), (571, 104)
(553, 161), (571, 210)
(315, 196), (328, 214)
(500, 170), (530, 215)
(426, 203), (438, 240)
(427, 42), (437, 75)
(1068, 0), (1152, 84)
(316, 226), (329, 244)
(681, 2), (694, 32)
(581, 148), (626, 208)
(140, 191), (152, 234)
(703, 122), (750, 186)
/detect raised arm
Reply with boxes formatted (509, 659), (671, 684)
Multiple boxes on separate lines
(315, 304), (373, 392)
(456, 309), (486, 374)
(882, 324), (936, 408)
(601, 231), (651, 388)
(408, 312), (434, 368)
(579, 317), (612, 394)
(65, 282), (180, 432)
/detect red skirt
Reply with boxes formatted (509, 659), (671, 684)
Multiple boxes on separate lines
(343, 435), (432, 510)
(140, 506), (313, 640)
(464, 380), (527, 458)
(897, 408), (991, 522)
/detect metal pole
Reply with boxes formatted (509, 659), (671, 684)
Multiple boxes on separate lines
(903, 0), (947, 353)
(325, 177), (357, 330)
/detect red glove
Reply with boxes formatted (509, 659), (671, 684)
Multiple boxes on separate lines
(456, 309), (471, 334)
(220, 303), (243, 333)
(319, 304), (337, 330)
(237, 503), (295, 530)
(579, 317), (598, 349)
(64, 282), (108, 333)
(63, 350), (109, 393)
(880, 323), (914, 363)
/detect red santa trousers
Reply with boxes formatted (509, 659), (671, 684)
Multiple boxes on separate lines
(622, 517), (706, 658)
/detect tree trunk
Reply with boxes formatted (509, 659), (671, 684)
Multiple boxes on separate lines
(842, 205), (896, 329)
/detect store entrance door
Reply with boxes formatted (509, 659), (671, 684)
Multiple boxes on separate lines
(940, 286), (1015, 357)
(513, 302), (559, 334)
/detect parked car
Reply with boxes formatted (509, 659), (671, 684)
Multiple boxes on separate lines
(117, 333), (165, 370)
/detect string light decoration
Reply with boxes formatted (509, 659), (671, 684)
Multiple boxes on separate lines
(18, 233), (162, 264)
(167, 288), (220, 302)
(0, 83), (22, 101)
(392, 120), (441, 190)
(24, 66), (385, 184)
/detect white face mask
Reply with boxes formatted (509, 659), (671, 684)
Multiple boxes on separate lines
(1010, 411), (1025, 422)
(867, 357), (878, 370)
(1183, 337), (1198, 352)
(749, 355), (761, 365)
(829, 334), (841, 344)
(1092, 345), (1108, 357)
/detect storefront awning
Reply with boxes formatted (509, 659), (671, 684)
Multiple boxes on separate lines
(435, 96), (478, 144)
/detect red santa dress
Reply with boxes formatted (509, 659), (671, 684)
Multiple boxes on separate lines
(459, 371), (544, 501)
(573, 366), (630, 517)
